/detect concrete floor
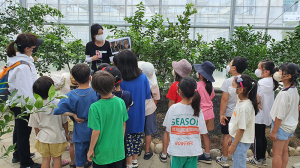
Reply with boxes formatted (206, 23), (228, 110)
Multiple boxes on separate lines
(1, 129), (300, 168)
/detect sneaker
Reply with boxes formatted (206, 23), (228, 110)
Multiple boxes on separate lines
(143, 150), (153, 160)
(159, 152), (167, 163)
(84, 161), (92, 168)
(13, 153), (35, 163)
(20, 163), (41, 168)
(216, 156), (229, 168)
(261, 158), (267, 166)
(247, 156), (263, 167)
(197, 154), (212, 164)
(132, 160), (138, 168)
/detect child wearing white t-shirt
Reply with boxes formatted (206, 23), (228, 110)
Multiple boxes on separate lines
(163, 77), (207, 168)
(270, 63), (300, 168)
(227, 75), (258, 168)
(247, 59), (278, 166)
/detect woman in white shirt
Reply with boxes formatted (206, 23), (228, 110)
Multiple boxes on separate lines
(270, 63), (300, 168)
(6, 33), (43, 168)
(247, 59), (278, 166)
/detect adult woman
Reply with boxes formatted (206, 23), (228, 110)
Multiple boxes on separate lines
(85, 24), (112, 74)
(7, 33), (43, 168)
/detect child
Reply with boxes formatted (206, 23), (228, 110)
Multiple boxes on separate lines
(160, 59), (192, 163)
(97, 63), (110, 72)
(87, 70), (129, 167)
(138, 61), (160, 160)
(217, 56), (248, 168)
(269, 63), (300, 168)
(247, 59), (278, 166)
(28, 76), (69, 168)
(115, 50), (151, 168)
(54, 63), (98, 168)
(227, 74), (258, 168)
(193, 61), (216, 164)
(163, 77), (207, 168)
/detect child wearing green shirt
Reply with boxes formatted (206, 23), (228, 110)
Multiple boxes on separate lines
(87, 70), (129, 168)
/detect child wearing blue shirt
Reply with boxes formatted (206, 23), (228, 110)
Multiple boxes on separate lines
(54, 63), (98, 168)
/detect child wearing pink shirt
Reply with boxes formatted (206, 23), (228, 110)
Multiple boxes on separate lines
(193, 61), (216, 164)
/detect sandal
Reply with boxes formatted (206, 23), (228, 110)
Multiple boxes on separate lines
(70, 163), (76, 168)
(62, 159), (70, 167)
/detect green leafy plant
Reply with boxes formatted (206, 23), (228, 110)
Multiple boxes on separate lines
(0, 3), (85, 74)
(0, 85), (67, 159)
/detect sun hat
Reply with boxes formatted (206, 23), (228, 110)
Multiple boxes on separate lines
(193, 61), (216, 82)
(172, 59), (192, 77)
(51, 73), (71, 95)
(138, 61), (157, 89)
(102, 66), (122, 84)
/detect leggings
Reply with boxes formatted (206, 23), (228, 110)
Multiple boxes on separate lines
(254, 124), (267, 160)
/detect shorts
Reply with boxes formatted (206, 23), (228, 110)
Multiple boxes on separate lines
(170, 156), (197, 168)
(221, 117), (231, 134)
(74, 141), (90, 167)
(144, 112), (158, 135)
(125, 132), (143, 157)
(35, 140), (68, 158)
(232, 137), (251, 168)
(205, 118), (214, 131)
(271, 121), (294, 141)
(92, 160), (122, 168)
(69, 131), (74, 144)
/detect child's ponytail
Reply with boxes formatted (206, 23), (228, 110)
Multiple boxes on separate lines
(248, 79), (259, 115)
(204, 78), (213, 96)
(7, 41), (16, 57)
(178, 77), (201, 117)
(191, 91), (201, 117)
(261, 59), (279, 91)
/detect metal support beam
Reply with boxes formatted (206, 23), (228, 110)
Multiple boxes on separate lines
(58, 0), (61, 23)
(193, 0), (197, 40)
(228, 0), (236, 39)
(125, 0), (128, 31)
(88, 0), (93, 41)
(265, 0), (271, 33)
(159, 0), (162, 15)
(19, 0), (26, 8)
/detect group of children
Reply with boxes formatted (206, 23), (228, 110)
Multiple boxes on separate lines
(27, 53), (300, 168)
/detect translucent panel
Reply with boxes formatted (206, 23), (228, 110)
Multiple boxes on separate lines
(195, 28), (229, 42)
(234, 6), (268, 27)
(94, 5), (126, 24)
(127, 0), (159, 20)
(60, 1), (88, 23)
(267, 30), (295, 41)
(66, 26), (89, 42)
(27, 0), (59, 22)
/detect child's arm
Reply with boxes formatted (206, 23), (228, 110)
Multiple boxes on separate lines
(228, 129), (245, 155)
(63, 122), (69, 141)
(87, 130), (100, 161)
(270, 117), (282, 141)
(62, 112), (84, 124)
(168, 100), (175, 108)
(123, 122), (126, 137)
(220, 92), (229, 126)
(257, 94), (262, 110)
(34, 128), (40, 136)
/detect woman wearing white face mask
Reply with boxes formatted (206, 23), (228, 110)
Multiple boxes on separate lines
(85, 24), (112, 74)
(246, 59), (279, 167)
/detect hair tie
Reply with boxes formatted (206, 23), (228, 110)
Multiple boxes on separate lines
(195, 89), (197, 92)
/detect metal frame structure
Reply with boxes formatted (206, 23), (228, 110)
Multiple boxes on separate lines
(19, 0), (297, 41)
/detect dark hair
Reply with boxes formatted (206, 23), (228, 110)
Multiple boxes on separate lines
(232, 56), (248, 74)
(198, 72), (213, 95)
(115, 50), (142, 81)
(97, 63), (110, 71)
(33, 76), (54, 99)
(174, 71), (183, 82)
(178, 77), (201, 117)
(7, 33), (38, 57)
(279, 63), (300, 91)
(92, 71), (115, 95)
(91, 24), (103, 42)
(261, 59), (279, 91)
(71, 63), (91, 84)
(235, 74), (259, 115)
(113, 55), (119, 66)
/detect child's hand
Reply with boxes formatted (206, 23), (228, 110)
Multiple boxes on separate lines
(220, 115), (228, 126)
(228, 144), (236, 155)
(227, 137), (232, 146)
(73, 114), (84, 124)
(270, 132), (277, 141)
(65, 133), (69, 142)
(87, 149), (94, 161)
(298, 105), (300, 111)
(258, 103), (262, 110)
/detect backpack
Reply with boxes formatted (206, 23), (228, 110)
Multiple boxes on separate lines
(0, 61), (30, 102)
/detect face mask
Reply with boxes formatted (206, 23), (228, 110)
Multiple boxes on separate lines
(96, 34), (104, 41)
(226, 65), (230, 73)
(228, 86), (237, 98)
(172, 69), (175, 77)
(255, 69), (262, 78)
(196, 72), (200, 78)
(273, 72), (282, 82)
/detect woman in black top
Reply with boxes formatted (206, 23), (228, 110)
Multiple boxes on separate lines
(85, 24), (112, 74)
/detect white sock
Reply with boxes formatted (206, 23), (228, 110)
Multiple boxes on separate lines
(132, 160), (138, 164)
(127, 164), (133, 168)
(161, 153), (167, 157)
(222, 155), (228, 161)
(204, 153), (210, 158)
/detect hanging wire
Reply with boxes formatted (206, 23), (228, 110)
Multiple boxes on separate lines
(268, 0), (299, 26)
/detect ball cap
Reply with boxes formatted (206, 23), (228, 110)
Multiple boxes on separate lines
(102, 66), (122, 84)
